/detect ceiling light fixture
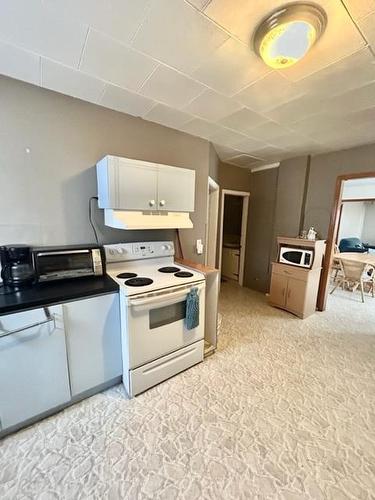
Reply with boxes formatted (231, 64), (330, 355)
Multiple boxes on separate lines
(253, 2), (327, 69)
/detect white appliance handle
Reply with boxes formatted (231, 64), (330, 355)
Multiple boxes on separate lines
(128, 283), (204, 309)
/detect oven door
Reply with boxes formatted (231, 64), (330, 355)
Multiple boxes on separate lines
(126, 281), (205, 368)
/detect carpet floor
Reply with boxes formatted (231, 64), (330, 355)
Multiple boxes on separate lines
(1, 282), (375, 499)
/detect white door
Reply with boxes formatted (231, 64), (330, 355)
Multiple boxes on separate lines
(126, 283), (205, 368)
(63, 294), (122, 397)
(116, 159), (158, 210)
(206, 179), (220, 267)
(157, 165), (195, 212)
(0, 306), (71, 431)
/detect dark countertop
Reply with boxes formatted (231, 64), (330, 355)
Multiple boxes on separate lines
(0, 276), (119, 316)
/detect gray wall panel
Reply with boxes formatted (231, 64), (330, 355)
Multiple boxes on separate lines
(0, 76), (210, 263)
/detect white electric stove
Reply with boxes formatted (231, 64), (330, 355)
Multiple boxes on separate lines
(104, 241), (205, 397)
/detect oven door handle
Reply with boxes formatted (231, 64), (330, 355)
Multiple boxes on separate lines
(128, 285), (203, 308)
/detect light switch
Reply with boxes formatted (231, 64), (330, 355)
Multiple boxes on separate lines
(196, 239), (204, 255)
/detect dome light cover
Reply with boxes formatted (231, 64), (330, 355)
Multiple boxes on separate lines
(253, 3), (327, 69)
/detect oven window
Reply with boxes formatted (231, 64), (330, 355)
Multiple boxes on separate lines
(283, 251), (302, 264)
(149, 301), (186, 330)
(37, 252), (93, 275)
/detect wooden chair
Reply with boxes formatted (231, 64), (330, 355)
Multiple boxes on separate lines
(331, 244), (342, 282)
(330, 259), (375, 303)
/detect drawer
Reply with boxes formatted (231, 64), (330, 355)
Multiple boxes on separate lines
(129, 340), (204, 396)
(272, 262), (310, 281)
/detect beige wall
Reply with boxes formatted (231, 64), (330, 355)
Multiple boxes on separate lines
(218, 143), (375, 294)
(305, 143), (375, 238)
(0, 75), (212, 263)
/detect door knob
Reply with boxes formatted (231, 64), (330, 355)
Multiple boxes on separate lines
(159, 200), (166, 207)
(149, 200), (155, 207)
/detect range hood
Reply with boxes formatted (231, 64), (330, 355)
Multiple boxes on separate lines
(104, 209), (193, 230)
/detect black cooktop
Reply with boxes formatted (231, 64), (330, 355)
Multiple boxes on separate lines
(124, 277), (154, 287)
(174, 271), (194, 278)
(158, 266), (181, 273)
(117, 272), (138, 279)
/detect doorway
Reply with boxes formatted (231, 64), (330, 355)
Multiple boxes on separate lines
(205, 177), (220, 268)
(318, 173), (375, 310)
(218, 190), (249, 286)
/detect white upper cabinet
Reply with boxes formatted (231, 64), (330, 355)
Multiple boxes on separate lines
(157, 164), (195, 212)
(97, 155), (195, 212)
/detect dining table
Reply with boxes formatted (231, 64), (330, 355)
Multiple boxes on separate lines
(333, 252), (375, 266)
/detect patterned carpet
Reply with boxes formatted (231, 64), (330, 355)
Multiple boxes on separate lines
(1, 282), (375, 500)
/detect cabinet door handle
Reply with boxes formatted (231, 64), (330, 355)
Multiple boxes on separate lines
(149, 199), (155, 207)
(159, 200), (166, 207)
(0, 308), (55, 339)
(288, 289), (291, 298)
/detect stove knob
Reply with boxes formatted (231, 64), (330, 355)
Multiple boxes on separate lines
(162, 245), (169, 251)
(109, 249), (115, 255)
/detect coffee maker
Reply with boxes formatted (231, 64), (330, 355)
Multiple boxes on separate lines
(0, 245), (36, 289)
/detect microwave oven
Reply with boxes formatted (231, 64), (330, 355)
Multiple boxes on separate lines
(279, 246), (314, 268)
(33, 245), (104, 282)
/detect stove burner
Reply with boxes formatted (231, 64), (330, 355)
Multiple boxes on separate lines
(117, 272), (138, 279)
(174, 271), (194, 278)
(158, 266), (181, 273)
(124, 277), (153, 287)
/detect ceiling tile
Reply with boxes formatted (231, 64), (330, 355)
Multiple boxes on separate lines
(41, 58), (105, 103)
(232, 136), (266, 154)
(290, 113), (349, 139)
(269, 132), (319, 150)
(0, 0), (88, 67)
(133, 0), (228, 73)
(204, 0), (287, 44)
(183, 89), (242, 122)
(179, 118), (223, 139)
(328, 81), (375, 115)
(359, 11), (375, 49)
(265, 95), (326, 124)
(186, 0), (212, 10)
(294, 48), (375, 100)
(343, 0), (375, 20)
(219, 107), (268, 134)
(44, 0), (151, 45)
(225, 154), (261, 168)
(144, 103), (193, 129)
(235, 72), (305, 113)
(280, 0), (365, 82)
(248, 145), (285, 160)
(80, 29), (158, 91)
(99, 84), (155, 117)
(139, 65), (206, 109)
(212, 143), (244, 161)
(0, 41), (40, 86)
(248, 120), (291, 141)
(192, 38), (270, 95)
(209, 127), (249, 148)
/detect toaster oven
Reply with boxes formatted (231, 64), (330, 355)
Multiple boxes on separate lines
(33, 245), (104, 282)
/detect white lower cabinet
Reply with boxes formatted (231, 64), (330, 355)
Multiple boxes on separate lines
(0, 293), (122, 434)
(0, 305), (71, 432)
(63, 293), (122, 397)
